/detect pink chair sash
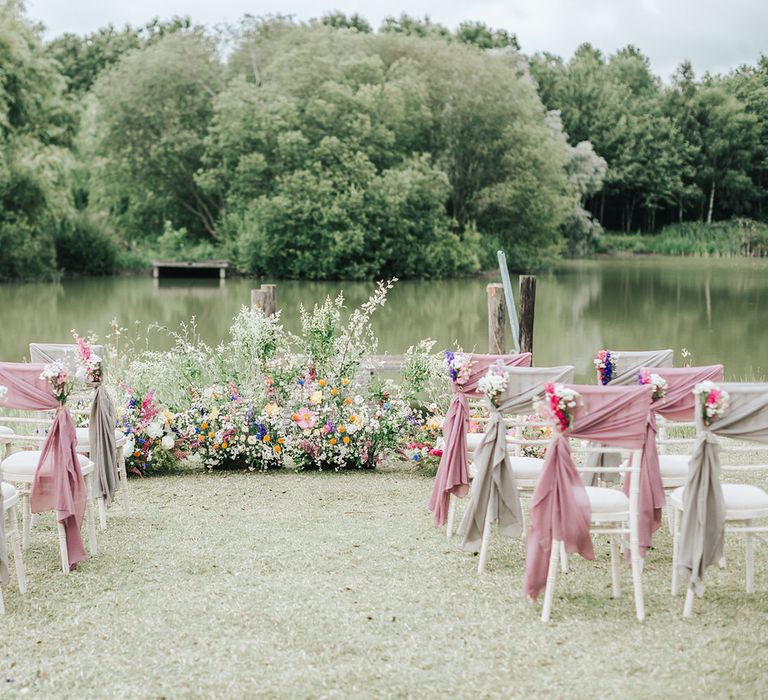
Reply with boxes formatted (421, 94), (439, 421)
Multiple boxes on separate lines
(0, 363), (87, 570)
(428, 352), (532, 527)
(524, 384), (652, 599)
(629, 365), (724, 556)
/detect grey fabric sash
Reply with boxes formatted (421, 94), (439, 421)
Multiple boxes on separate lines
(680, 383), (768, 595)
(29, 343), (119, 502)
(458, 365), (575, 553)
(583, 348), (674, 484)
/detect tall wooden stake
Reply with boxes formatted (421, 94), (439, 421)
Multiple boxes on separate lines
(487, 283), (506, 354)
(518, 275), (536, 356)
(261, 284), (277, 317)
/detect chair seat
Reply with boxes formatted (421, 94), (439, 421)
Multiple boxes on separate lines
(670, 484), (768, 521)
(76, 427), (127, 451)
(0, 426), (14, 441)
(2, 482), (18, 510)
(466, 433), (485, 454)
(585, 486), (629, 521)
(2, 450), (93, 483)
(660, 454), (689, 485)
(509, 456), (545, 481)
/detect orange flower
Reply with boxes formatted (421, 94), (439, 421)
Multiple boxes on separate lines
(318, 379), (326, 387)
(274, 445), (282, 453)
(343, 436), (350, 444)
(277, 437), (285, 444)
(329, 437), (337, 446)
(201, 421), (208, 430)
(338, 426), (345, 433)
(344, 398), (351, 405)
(263, 435), (271, 443)
(133, 450), (141, 457)
(331, 388), (339, 396)
(213, 444), (219, 450)
(349, 415), (356, 422)
(221, 442), (228, 449)
(342, 377), (350, 386)
(291, 413), (298, 421)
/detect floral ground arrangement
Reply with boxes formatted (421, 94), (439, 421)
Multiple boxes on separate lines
(106, 280), (452, 476)
(2, 469), (767, 696)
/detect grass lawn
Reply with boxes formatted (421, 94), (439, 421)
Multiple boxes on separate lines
(1, 465), (767, 698)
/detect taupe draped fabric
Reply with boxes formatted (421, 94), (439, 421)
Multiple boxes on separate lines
(680, 383), (768, 594)
(458, 365), (575, 553)
(584, 348), (674, 484)
(29, 343), (119, 503)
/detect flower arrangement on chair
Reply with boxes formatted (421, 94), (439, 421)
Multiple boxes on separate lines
(0, 385), (6, 402)
(40, 361), (73, 405)
(537, 383), (582, 432)
(444, 351), (472, 386)
(477, 364), (508, 408)
(71, 331), (102, 385)
(693, 381), (730, 426)
(594, 350), (619, 385)
(636, 369), (669, 402)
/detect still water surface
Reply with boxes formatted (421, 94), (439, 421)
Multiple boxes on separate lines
(0, 257), (765, 382)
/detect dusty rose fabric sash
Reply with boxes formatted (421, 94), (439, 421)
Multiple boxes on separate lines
(629, 365), (724, 556)
(524, 384), (652, 599)
(0, 362), (87, 570)
(428, 352), (531, 527)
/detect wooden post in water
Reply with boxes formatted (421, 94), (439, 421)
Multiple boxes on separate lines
(518, 275), (536, 356)
(251, 284), (277, 316)
(261, 284), (277, 317)
(487, 283), (507, 354)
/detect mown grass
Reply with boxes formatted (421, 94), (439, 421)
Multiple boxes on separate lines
(596, 219), (768, 258)
(0, 465), (767, 698)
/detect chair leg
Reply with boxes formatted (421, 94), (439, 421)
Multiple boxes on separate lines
(683, 587), (695, 617)
(85, 475), (98, 557)
(745, 528), (755, 594)
(477, 497), (494, 575)
(446, 494), (457, 539)
(630, 537), (645, 622)
(610, 536), (621, 598)
(559, 541), (569, 573)
(671, 506), (680, 596)
(666, 505), (674, 536)
(541, 539), (561, 623)
(57, 522), (69, 574)
(8, 504), (26, 594)
(118, 446), (130, 516)
(98, 497), (107, 531)
(21, 494), (31, 551)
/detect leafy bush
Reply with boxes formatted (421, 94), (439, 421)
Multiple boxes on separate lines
(54, 212), (118, 275)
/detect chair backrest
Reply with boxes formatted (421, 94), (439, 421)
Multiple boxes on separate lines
(597, 349), (674, 385)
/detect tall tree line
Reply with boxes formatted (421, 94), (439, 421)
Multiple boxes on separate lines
(0, 2), (767, 281)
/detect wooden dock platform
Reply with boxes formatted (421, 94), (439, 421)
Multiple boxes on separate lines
(152, 260), (229, 280)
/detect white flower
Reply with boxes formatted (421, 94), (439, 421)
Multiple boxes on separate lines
(161, 434), (175, 450)
(247, 435), (258, 445)
(146, 421), (164, 439)
(124, 435), (135, 454)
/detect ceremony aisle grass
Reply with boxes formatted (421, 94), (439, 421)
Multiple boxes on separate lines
(1, 467), (767, 698)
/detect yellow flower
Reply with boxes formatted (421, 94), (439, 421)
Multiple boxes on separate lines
(342, 436), (350, 445)
(331, 388), (339, 396)
(208, 431), (214, 439)
(221, 441), (228, 449)
(338, 426), (345, 434)
(201, 421), (208, 430)
(342, 378), (350, 386)
(349, 415), (356, 423)
(329, 437), (337, 446)
(263, 435), (271, 443)
(318, 379), (326, 387)
(274, 445), (282, 453)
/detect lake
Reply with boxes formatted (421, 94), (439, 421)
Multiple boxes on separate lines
(1, 257), (766, 382)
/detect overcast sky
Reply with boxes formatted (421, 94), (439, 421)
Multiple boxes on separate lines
(26, 0), (768, 80)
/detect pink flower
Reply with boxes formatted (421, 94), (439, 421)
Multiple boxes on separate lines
(295, 407), (316, 430)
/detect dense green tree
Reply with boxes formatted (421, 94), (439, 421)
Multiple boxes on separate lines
(86, 31), (223, 241)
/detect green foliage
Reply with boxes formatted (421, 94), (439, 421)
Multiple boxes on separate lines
(54, 211), (118, 275)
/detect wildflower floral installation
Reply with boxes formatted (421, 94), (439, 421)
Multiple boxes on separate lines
(0, 385), (6, 403)
(594, 350), (619, 385)
(444, 351), (472, 386)
(636, 369), (669, 402)
(537, 383), (582, 433)
(693, 381), (730, 427)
